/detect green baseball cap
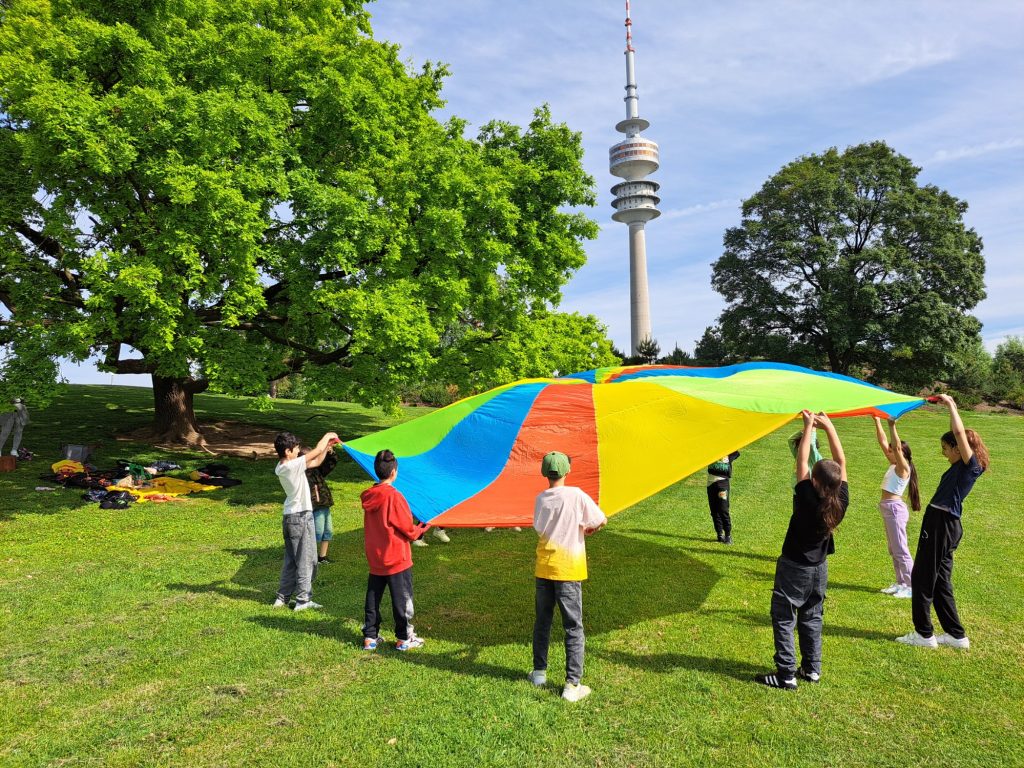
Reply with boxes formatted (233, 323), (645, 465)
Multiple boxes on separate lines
(541, 451), (571, 479)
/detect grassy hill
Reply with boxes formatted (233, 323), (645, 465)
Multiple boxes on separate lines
(1, 385), (1022, 767)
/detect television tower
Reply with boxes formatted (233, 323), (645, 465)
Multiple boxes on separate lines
(609, 0), (660, 356)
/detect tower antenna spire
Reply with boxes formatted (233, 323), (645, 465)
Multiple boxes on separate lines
(625, 0), (634, 52)
(609, 0), (660, 356)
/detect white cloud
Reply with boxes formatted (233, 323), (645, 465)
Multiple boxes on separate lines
(659, 199), (738, 221)
(929, 138), (1024, 165)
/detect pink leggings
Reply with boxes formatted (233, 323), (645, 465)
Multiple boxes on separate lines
(879, 499), (913, 587)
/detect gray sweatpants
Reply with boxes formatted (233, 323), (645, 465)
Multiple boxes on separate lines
(277, 511), (318, 604)
(770, 555), (828, 675)
(533, 578), (585, 685)
(0, 412), (25, 454)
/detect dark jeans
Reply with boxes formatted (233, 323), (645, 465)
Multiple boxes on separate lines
(770, 555), (827, 675)
(707, 479), (731, 536)
(911, 506), (966, 639)
(533, 578), (585, 685)
(276, 511), (318, 604)
(363, 567), (415, 641)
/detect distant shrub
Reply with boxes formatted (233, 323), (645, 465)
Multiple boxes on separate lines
(988, 336), (1024, 402)
(406, 382), (461, 407)
(945, 389), (982, 410)
(1004, 387), (1024, 411)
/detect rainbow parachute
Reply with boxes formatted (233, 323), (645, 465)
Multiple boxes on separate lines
(343, 363), (924, 527)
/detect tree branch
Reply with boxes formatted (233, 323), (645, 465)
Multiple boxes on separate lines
(235, 322), (354, 364)
(14, 223), (63, 258)
(103, 345), (153, 375)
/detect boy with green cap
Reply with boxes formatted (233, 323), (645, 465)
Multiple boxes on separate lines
(529, 451), (606, 702)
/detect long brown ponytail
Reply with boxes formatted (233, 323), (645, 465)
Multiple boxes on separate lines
(812, 460), (846, 532)
(901, 441), (921, 512)
(965, 429), (990, 470)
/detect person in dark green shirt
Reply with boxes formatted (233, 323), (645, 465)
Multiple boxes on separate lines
(706, 451), (740, 544)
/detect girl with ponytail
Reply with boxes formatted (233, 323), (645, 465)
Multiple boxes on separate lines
(756, 411), (848, 690)
(873, 417), (920, 599)
(897, 394), (988, 651)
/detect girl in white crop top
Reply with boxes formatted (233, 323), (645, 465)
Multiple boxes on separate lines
(873, 417), (920, 597)
(880, 463), (910, 496)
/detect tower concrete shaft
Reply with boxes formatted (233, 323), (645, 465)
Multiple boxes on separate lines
(609, 0), (659, 357)
(629, 222), (652, 352)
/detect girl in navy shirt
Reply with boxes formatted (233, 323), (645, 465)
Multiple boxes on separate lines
(896, 394), (988, 650)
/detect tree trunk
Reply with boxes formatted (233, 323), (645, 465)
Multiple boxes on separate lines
(268, 380), (278, 398)
(152, 375), (208, 445)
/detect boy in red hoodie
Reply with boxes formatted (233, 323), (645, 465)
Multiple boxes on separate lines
(361, 449), (431, 651)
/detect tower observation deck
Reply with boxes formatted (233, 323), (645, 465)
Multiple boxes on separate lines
(609, 0), (659, 356)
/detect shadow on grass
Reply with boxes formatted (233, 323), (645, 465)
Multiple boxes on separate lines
(698, 607), (893, 641)
(164, 548), (281, 606)
(826, 580), (883, 594)
(615, 528), (779, 563)
(593, 648), (764, 683)
(167, 529), (722, 680)
(0, 478), (90, 522)
(381, 645), (526, 682)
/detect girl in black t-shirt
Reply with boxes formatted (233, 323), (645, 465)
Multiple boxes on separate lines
(756, 411), (848, 690)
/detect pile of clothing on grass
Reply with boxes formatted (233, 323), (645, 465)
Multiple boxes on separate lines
(42, 458), (242, 508)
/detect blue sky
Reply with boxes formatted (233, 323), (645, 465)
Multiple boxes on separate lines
(63, 0), (1023, 384)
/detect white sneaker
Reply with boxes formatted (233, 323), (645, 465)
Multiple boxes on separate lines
(432, 528), (451, 543)
(412, 538), (428, 547)
(293, 601), (322, 612)
(936, 633), (971, 649)
(271, 598), (288, 608)
(892, 586), (913, 599)
(484, 527), (495, 533)
(528, 670), (547, 687)
(513, 527), (522, 532)
(896, 631), (938, 648)
(881, 583), (900, 594)
(561, 683), (591, 702)
(396, 635), (425, 651)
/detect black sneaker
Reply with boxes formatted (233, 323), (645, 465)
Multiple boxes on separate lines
(318, 556), (333, 564)
(716, 533), (725, 543)
(755, 672), (797, 690)
(723, 534), (733, 545)
(796, 667), (820, 683)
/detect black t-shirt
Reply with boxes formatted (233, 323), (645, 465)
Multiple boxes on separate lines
(928, 454), (983, 519)
(781, 479), (850, 566)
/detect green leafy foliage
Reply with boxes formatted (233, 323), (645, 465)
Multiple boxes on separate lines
(944, 336), (992, 399)
(989, 336), (1024, 405)
(433, 311), (619, 391)
(708, 142), (986, 390)
(0, 0), (605, 430)
(0, 326), (63, 407)
(660, 344), (693, 366)
(693, 326), (732, 366)
(634, 336), (660, 366)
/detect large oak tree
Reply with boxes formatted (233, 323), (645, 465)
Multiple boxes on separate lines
(0, 0), (613, 442)
(709, 141), (985, 390)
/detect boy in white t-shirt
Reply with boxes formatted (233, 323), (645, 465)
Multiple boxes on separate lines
(272, 431), (340, 611)
(529, 451), (606, 702)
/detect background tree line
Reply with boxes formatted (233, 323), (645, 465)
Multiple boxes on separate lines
(2, 1), (1008, 426)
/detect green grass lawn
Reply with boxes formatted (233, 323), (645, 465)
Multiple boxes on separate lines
(1, 386), (1022, 767)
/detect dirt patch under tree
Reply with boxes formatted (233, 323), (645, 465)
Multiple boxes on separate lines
(118, 420), (280, 459)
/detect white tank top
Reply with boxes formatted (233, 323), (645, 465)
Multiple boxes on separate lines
(880, 464), (910, 496)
